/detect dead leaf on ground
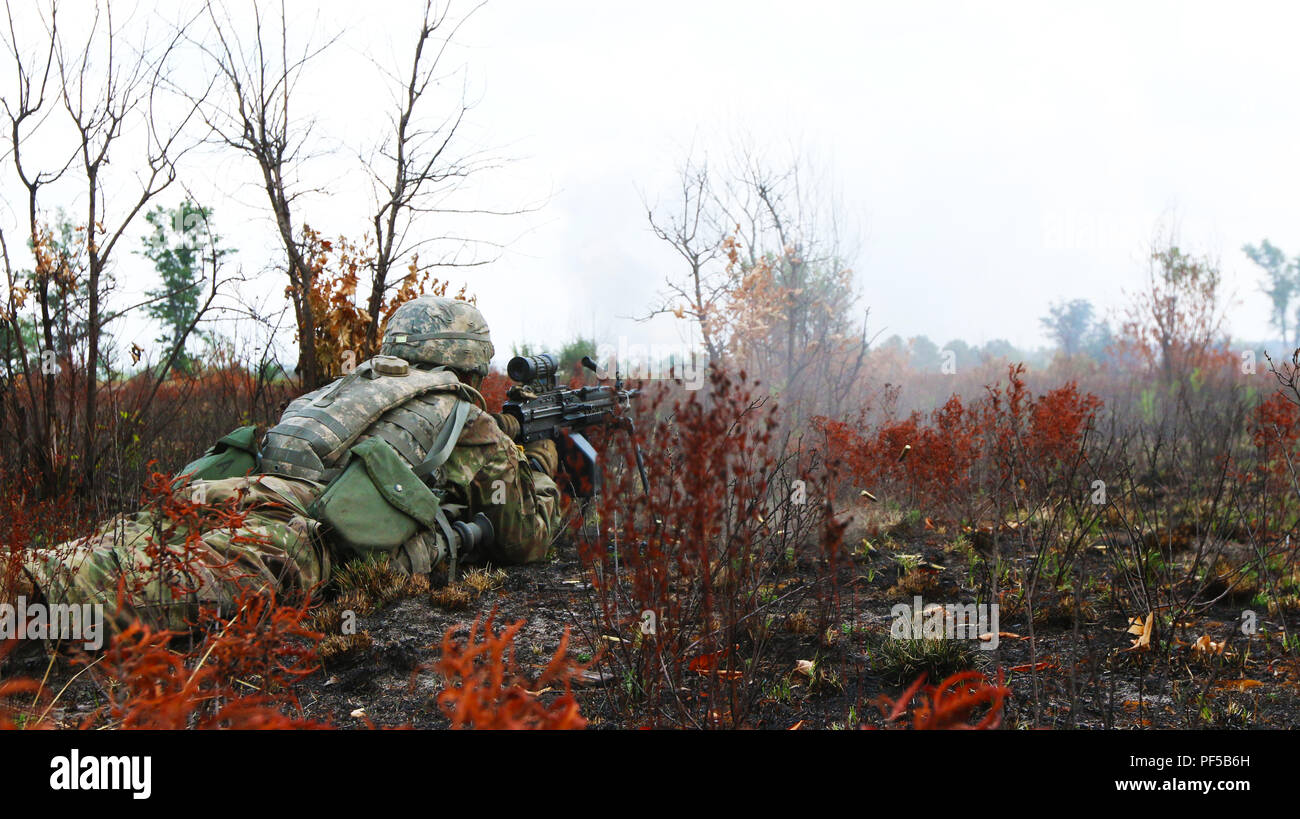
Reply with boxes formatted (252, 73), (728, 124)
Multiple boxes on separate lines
(1125, 612), (1154, 651)
(979, 631), (1023, 641)
(1215, 679), (1263, 692)
(1008, 661), (1058, 672)
(1192, 634), (1225, 656)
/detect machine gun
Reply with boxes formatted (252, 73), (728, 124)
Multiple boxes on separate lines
(499, 352), (649, 497)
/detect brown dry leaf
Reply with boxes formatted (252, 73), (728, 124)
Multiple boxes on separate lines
(1191, 634), (1224, 656)
(1216, 679), (1263, 692)
(788, 720), (804, 731)
(1125, 612), (1154, 651)
(979, 631), (1022, 641)
(1008, 661), (1058, 672)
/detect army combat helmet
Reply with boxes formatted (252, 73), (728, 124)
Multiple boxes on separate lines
(380, 295), (494, 377)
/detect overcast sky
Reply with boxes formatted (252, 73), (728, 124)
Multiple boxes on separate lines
(4, 0), (1299, 367)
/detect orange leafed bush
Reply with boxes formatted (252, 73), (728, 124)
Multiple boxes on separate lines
(874, 670), (1011, 730)
(301, 226), (477, 382)
(431, 614), (588, 730)
(1023, 381), (1103, 469)
(814, 365), (1101, 520)
(573, 369), (846, 728)
(1251, 392), (1300, 477)
(96, 594), (327, 730)
(0, 676), (53, 729)
(2, 594), (328, 731)
(0, 468), (87, 601)
(478, 368), (510, 414)
(1238, 391), (1300, 533)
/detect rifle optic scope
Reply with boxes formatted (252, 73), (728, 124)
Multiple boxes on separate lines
(507, 352), (557, 384)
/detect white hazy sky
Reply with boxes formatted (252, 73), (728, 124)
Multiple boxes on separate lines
(4, 0), (1299, 367)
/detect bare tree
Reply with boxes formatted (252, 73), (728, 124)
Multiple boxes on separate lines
(1, 0), (207, 495)
(361, 0), (527, 352)
(641, 158), (728, 363)
(58, 2), (206, 489)
(190, 0), (338, 388)
(644, 144), (868, 419)
(194, 1), (518, 381)
(1, 0), (69, 494)
(1121, 230), (1228, 385)
(734, 150), (859, 391)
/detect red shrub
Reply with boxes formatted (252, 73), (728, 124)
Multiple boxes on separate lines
(0, 676), (53, 729)
(575, 369), (844, 728)
(1025, 382), (1103, 472)
(1251, 392), (1300, 478)
(1240, 392), (1300, 534)
(96, 593), (327, 730)
(874, 670), (1011, 730)
(813, 365), (1101, 522)
(478, 368), (510, 414)
(430, 614), (587, 730)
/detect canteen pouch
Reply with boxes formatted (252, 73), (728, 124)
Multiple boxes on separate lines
(307, 437), (442, 557)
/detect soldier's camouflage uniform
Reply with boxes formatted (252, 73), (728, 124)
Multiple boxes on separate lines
(18, 297), (562, 634)
(21, 475), (330, 633)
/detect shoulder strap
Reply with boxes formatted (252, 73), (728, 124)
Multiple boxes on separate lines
(412, 399), (472, 481)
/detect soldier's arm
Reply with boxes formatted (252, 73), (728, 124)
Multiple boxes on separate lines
(443, 407), (562, 564)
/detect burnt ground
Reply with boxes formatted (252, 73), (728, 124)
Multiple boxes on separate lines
(298, 566), (1300, 730)
(295, 501), (1300, 730)
(7, 503), (1300, 730)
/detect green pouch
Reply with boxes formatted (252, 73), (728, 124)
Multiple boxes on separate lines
(175, 426), (260, 483)
(307, 437), (442, 557)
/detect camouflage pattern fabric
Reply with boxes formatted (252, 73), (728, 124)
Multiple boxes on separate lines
(21, 385), (561, 633)
(20, 328), (563, 636)
(380, 296), (495, 376)
(259, 361), (464, 483)
(438, 403), (562, 565)
(22, 475), (329, 634)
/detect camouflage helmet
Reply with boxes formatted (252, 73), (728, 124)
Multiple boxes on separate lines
(380, 296), (494, 376)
